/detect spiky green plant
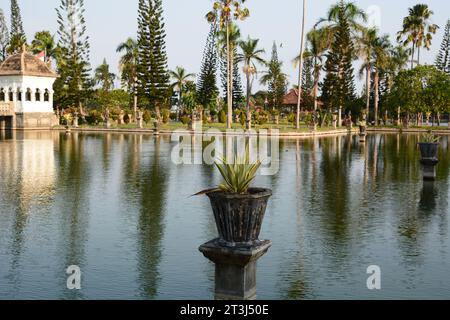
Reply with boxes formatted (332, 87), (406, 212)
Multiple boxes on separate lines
(214, 151), (261, 194)
(420, 132), (440, 143)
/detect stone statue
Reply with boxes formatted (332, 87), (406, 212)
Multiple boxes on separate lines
(73, 111), (79, 128)
(104, 108), (110, 129)
(137, 110), (143, 128)
(332, 114), (338, 129)
(118, 109), (125, 125)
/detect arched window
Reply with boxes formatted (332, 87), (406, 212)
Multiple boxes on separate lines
(0, 88), (4, 102)
(17, 89), (22, 101)
(44, 89), (50, 102)
(9, 89), (13, 102)
(35, 89), (41, 102)
(25, 88), (32, 101)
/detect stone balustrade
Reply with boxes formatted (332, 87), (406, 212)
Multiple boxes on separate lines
(0, 102), (14, 116)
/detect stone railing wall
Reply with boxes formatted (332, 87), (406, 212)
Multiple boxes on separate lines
(0, 102), (14, 116)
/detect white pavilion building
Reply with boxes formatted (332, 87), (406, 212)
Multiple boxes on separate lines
(0, 47), (58, 129)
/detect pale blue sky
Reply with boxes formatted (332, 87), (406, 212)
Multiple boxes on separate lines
(1, 0), (448, 92)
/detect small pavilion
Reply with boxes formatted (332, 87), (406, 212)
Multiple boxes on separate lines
(0, 46), (58, 129)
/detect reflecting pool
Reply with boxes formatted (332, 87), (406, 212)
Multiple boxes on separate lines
(0, 130), (449, 299)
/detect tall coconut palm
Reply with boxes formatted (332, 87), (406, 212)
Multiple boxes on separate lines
(206, 0), (250, 129)
(397, 4), (439, 69)
(95, 59), (116, 92)
(295, 0), (307, 129)
(217, 23), (241, 110)
(237, 37), (265, 130)
(372, 35), (391, 125)
(316, 0), (367, 38)
(386, 45), (410, 88)
(356, 27), (378, 118)
(117, 37), (139, 120)
(31, 31), (58, 64)
(298, 27), (331, 112)
(169, 66), (195, 114)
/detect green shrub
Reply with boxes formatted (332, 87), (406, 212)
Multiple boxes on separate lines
(161, 108), (171, 124)
(181, 115), (190, 125)
(270, 108), (280, 116)
(143, 110), (151, 123)
(86, 110), (103, 125)
(304, 113), (312, 125)
(219, 110), (227, 124)
(288, 113), (296, 124)
(240, 112), (246, 126)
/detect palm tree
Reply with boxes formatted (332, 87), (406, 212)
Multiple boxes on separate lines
(372, 35), (391, 125)
(316, 1), (367, 37)
(95, 59), (116, 92)
(169, 66), (195, 115)
(217, 23), (241, 111)
(260, 60), (288, 110)
(237, 37), (265, 130)
(295, 0), (307, 129)
(117, 38), (139, 121)
(294, 28), (331, 112)
(206, 0), (250, 129)
(386, 45), (410, 87)
(356, 27), (378, 118)
(31, 31), (58, 64)
(397, 4), (439, 69)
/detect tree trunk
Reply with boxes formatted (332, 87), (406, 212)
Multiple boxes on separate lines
(245, 66), (251, 130)
(313, 72), (319, 111)
(411, 43), (415, 70)
(374, 71), (379, 126)
(296, 0), (307, 130)
(417, 46), (421, 66)
(155, 105), (161, 123)
(226, 21), (232, 129)
(366, 64), (371, 121)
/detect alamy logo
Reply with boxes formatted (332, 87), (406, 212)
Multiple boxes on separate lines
(66, 265), (81, 290)
(366, 265), (381, 290)
(170, 127), (280, 176)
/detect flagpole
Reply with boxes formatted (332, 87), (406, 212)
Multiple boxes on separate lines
(296, 0), (307, 130)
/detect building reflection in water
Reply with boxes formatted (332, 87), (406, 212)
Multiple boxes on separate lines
(0, 130), (56, 295)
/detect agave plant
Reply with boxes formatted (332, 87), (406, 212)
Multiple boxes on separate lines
(215, 152), (261, 194)
(420, 132), (440, 143)
(195, 147), (261, 195)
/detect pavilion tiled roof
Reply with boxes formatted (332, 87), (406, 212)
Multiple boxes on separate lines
(0, 48), (58, 78)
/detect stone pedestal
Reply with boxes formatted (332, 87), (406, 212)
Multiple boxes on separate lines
(137, 111), (144, 129)
(153, 121), (160, 135)
(199, 239), (271, 300)
(332, 115), (337, 129)
(118, 111), (125, 125)
(73, 113), (79, 128)
(189, 120), (202, 131)
(421, 158), (439, 181)
(359, 126), (367, 143)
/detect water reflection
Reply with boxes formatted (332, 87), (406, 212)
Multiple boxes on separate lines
(1, 132), (450, 299)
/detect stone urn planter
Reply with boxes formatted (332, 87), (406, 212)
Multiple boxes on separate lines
(419, 142), (439, 160)
(206, 188), (272, 247)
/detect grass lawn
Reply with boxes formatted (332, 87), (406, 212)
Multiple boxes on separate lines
(54, 121), (351, 133)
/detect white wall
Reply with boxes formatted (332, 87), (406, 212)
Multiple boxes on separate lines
(0, 75), (56, 113)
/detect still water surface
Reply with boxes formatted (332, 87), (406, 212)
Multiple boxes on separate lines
(0, 130), (449, 299)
